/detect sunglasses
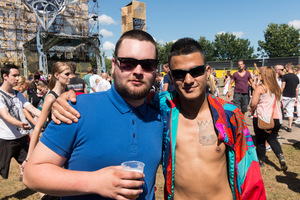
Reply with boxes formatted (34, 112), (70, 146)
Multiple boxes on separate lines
(115, 57), (158, 72)
(278, 69), (285, 71)
(171, 65), (206, 80)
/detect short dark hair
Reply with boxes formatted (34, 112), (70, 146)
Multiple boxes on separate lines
(1, 64), (19, 79)
(68, 62), (77, 74)
(168, 38), (205, 68)
(114, 30), (158, 59)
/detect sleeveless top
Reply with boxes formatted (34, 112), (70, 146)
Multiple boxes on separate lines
(253, 86), (282, 123)
(45, 91), (59, 123)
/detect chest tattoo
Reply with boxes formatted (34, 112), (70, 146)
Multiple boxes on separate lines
(197, 120), (217, 146)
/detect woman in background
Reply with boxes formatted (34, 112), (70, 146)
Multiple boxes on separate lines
(23, 62), (71, 164)
(250, 66), (287, 171)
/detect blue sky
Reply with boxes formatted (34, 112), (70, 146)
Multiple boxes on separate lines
(95, 0), (300, 59)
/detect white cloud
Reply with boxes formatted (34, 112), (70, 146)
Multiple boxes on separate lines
(217, 31), (226, 35)
(217, 31), (244, 38)
(232, 31), (244, 38)
(102, 41), (115, 51)
(99, 29), (114, 38)
(288, 20), (300, 29)
(98, 14), (117, 25)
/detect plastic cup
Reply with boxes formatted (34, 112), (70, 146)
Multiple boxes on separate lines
(121, 161), (145, 199)
(121, 161), (145, 173)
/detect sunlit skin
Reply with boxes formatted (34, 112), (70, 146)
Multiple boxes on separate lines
(169, 52), (232, 200)
(4, 69), (20, 89)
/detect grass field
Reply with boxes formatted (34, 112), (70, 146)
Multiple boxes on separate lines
(0, 142), (299, 200)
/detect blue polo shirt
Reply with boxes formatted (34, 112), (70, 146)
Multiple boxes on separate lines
(41, 85), (163, 200)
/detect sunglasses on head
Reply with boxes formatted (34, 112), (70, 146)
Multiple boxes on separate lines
(171, 65), (206, 80)
(115, 56), (158, 72)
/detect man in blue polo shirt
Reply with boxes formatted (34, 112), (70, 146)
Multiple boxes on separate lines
(23, 30), (163, 200)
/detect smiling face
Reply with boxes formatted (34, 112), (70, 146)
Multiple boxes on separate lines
(170, 52), (209, 101)
(112, 38), (156, 102)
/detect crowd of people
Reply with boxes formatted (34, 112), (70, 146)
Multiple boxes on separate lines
(0, 29), (299, 200)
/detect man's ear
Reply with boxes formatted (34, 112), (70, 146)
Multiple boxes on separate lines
(205, 65), (210, 80)
(2, 73), (8, 81)
(111, 57), (116, 76)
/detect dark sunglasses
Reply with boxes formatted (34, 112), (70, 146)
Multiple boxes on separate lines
(115, 56), (158, 72)
(171, 65), (206, 80)
(278, 69), (284, 71)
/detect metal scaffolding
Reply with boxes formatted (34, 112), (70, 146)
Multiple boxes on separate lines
(0, 0), (101, 75)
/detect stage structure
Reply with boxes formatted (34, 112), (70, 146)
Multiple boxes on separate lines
(0, 0), (102, 77)
(121, 0), (146, 34)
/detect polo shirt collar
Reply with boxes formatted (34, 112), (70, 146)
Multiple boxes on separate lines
(107, 84), (148, 117)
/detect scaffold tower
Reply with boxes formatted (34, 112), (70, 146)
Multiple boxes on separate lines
(0, 0), (101, 76)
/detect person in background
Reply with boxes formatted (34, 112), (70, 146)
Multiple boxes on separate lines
(28, 72), (42, 108)
(281, 63), (299, 132)
(223, 70), (231, 101)
(83, 67), (93, 93)
(293, 65), (300, 124)
(0, 64), (40, 180)
(23, 62), (72, 173)
(228, 60), (255, 115)
(250, 66), (287, 171)
(14, 76), (38, 127)
(90, 69), (111, 93)
(66, 62), (86, 95)
(36, 80), (50, 111)
(162, 62), (175, 92)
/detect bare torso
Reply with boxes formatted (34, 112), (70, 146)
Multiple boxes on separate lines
(174, 109), (233, 200)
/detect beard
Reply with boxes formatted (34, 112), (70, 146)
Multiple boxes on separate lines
(113, 73), (154, 100)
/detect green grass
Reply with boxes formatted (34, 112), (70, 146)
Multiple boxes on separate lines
(1, 143), (299, 199)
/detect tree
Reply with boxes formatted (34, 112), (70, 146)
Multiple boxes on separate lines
(198, 36), (216, 61)
(258, 23), (300, 57)
(213, 32), (256, 60)
(157, 41), (173, 64)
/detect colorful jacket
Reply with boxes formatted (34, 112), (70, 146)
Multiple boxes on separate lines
(148, 91), (266, 200)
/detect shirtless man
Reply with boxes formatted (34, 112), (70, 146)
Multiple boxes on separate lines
(51, 37), (265, 200)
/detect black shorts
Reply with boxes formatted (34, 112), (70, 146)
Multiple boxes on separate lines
(0, 136), (29, 179)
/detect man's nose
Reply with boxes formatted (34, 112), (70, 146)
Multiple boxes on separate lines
(133, 64), (143, 74)
(184, 73), (194, 84)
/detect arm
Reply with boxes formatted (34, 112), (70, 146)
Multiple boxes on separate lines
(281, 81), (286, 92)
(296, 84), (299, 99)
(23, 108), (37, 126)
(249, 78), (256, 90)
(227, 79), (235, 97)
(23, 142), (144, 199)
(26, 95), (56, 159)
(250, 85), (263, 113)
(254, 63), (260, 74)
(0, 107), (30, 129)
(162, 83), (169, 92)
(24, 103), (41, 117)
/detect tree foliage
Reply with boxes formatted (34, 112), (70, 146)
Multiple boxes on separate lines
(157, 41), (173, 64)
(258, 23), (300, 57)
(198, 36), (215, 61)
(213, 33), (256, 60)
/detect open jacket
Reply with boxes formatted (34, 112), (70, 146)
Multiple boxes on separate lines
(148, 91), (266, 200)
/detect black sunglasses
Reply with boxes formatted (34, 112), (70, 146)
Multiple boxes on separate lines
(171, 65), (206, 80)
(115, 57), (158, 72)
(278, 69), (284, 71)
